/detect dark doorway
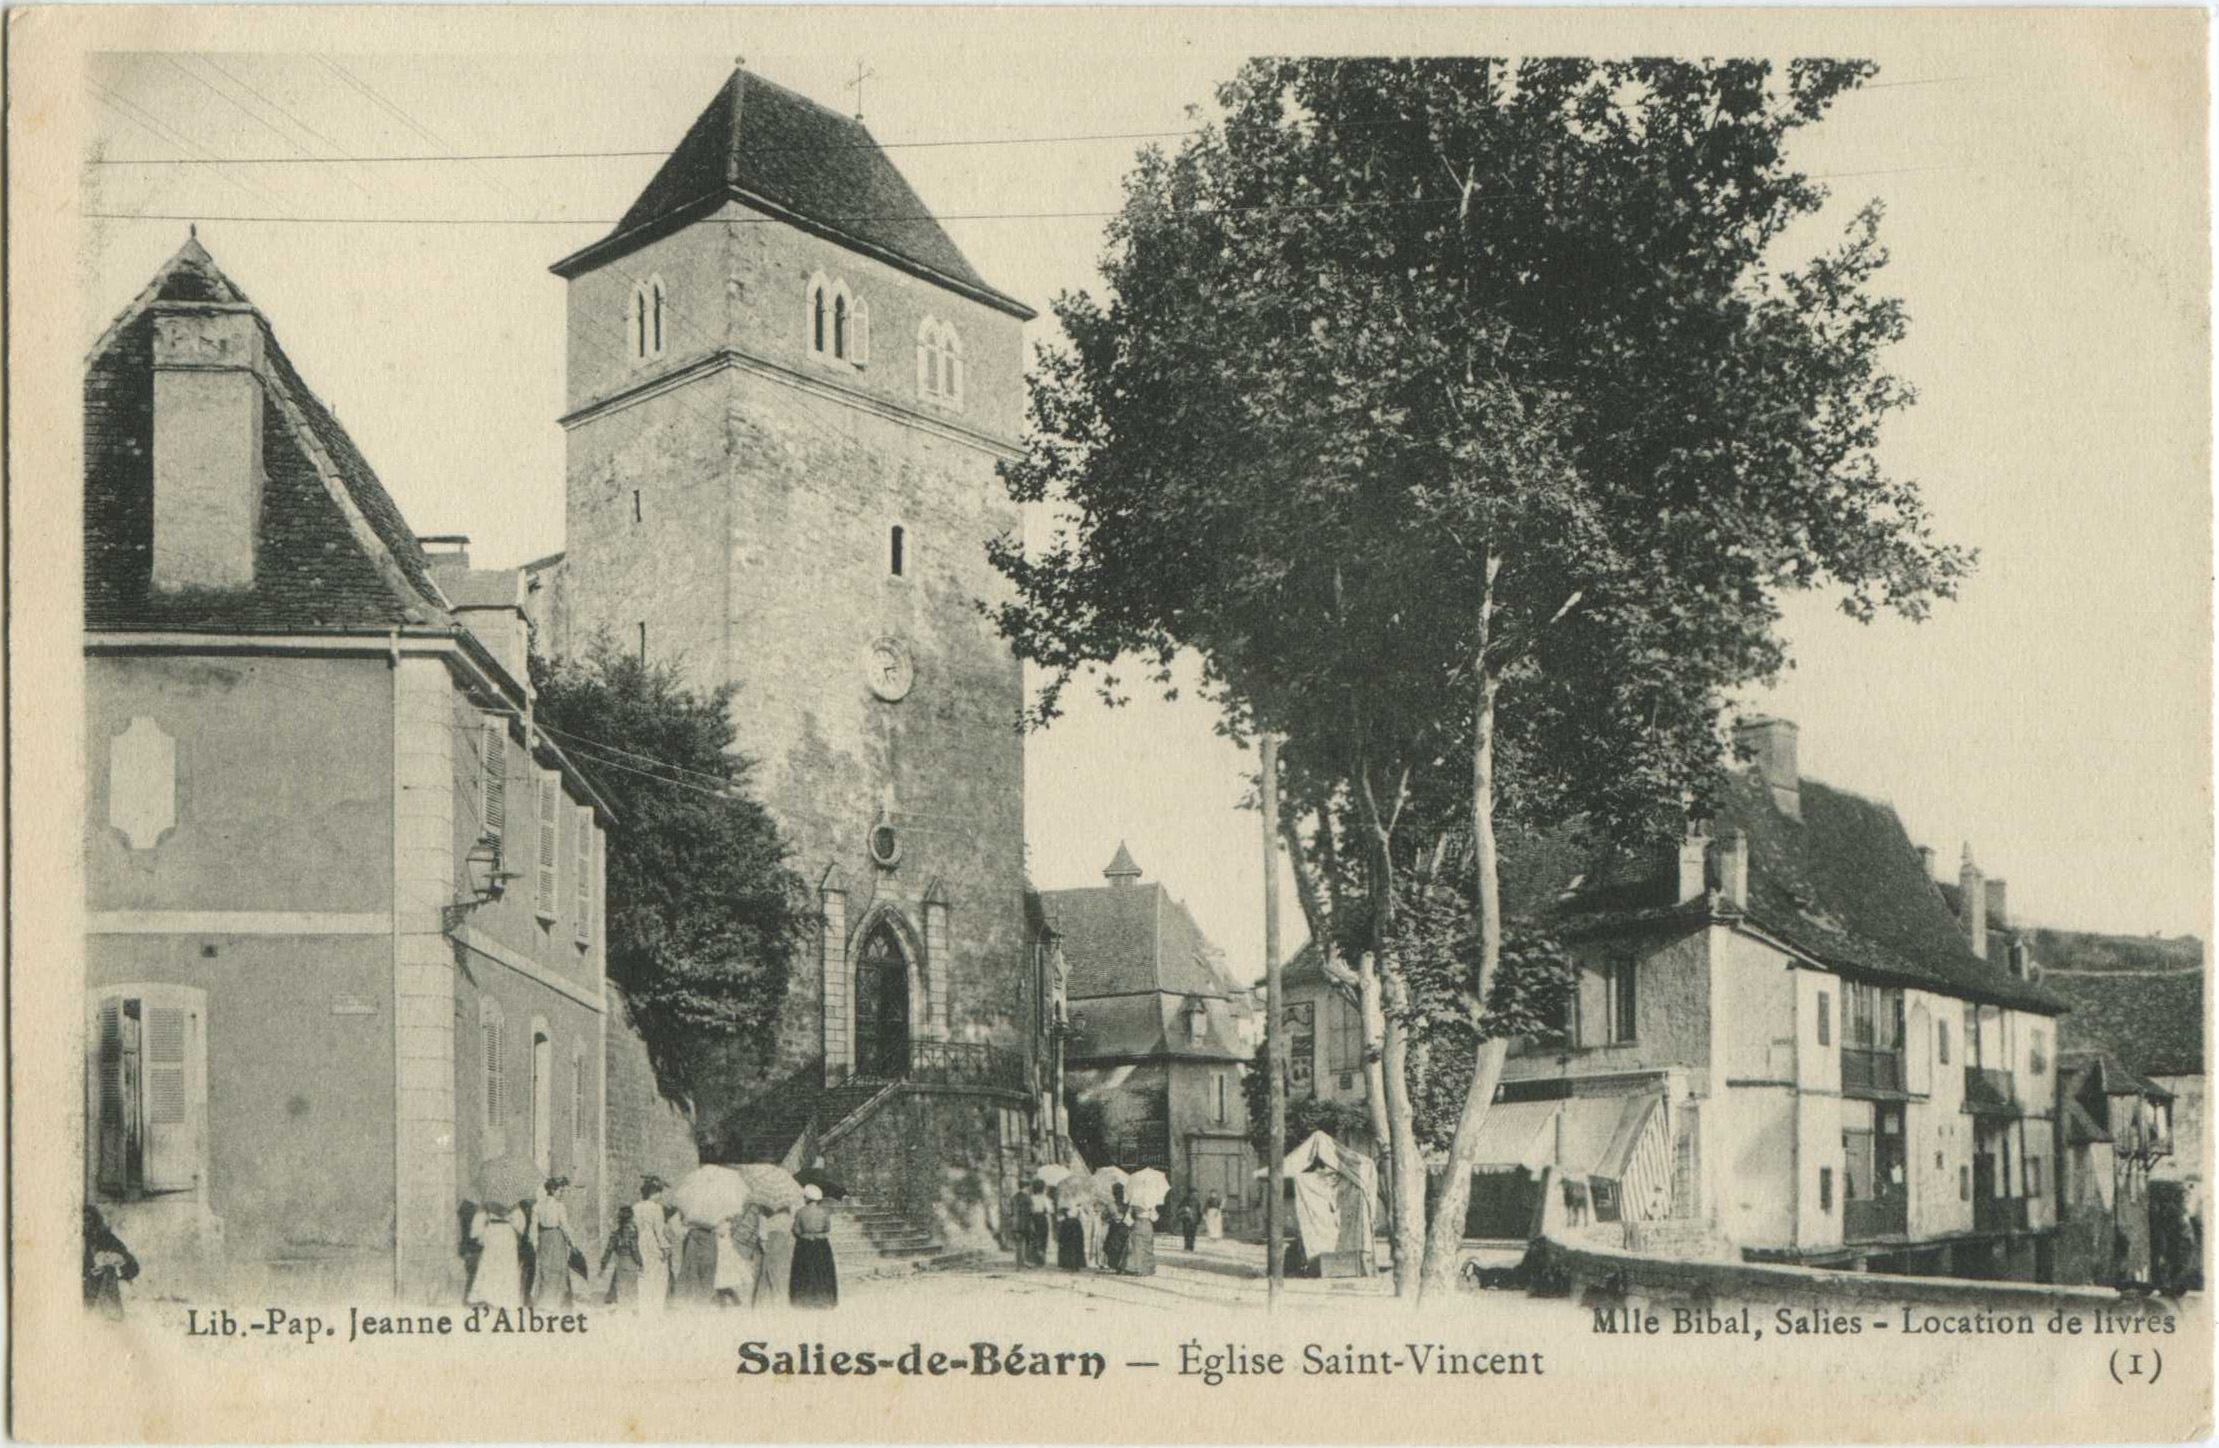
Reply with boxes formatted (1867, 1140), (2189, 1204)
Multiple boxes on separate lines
(855, 922), (911, 1079)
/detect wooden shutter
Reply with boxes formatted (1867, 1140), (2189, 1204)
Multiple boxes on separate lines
(536, 773), (558, 916)
(480, 720), (505, 841)
(142, 1003), (196, 1192)
(574, 806), (591, 944)
(572, 1047), (588, 1148)
(482, 1011), (502, 1128)
(96, 998), (130, 1194)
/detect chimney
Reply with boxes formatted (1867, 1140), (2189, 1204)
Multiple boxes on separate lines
(150, 303), (265, 592)
(1984, 878), (2008, 931)
(1916, 845), (1936, 880)
(2007, 937), (2031, 981)
(1958, 845), (1988, 961)
(1734, 717), (1801, 820)
(1104, 842), (1142, 887)
(1707, 828), (1750, 908)
(1676, 824), (1710, 904)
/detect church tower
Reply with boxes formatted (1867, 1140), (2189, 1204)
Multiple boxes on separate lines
(547, 68), (1038, 1178)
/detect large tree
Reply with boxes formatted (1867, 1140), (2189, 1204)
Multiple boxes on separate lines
(530, 638), (814, 1106)
(992, 57), (1970, 1299)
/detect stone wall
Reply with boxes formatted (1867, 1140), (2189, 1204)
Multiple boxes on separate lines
(602, 986), (701, 1202)
(557, 198), (1035, 1111)
(822, 1085), (1020, 1249)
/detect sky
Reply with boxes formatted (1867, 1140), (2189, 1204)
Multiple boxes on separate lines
(77, 9), (2211, 972)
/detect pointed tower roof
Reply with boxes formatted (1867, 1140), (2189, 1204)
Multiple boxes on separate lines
(551, 67), (1032, 320)
(1104, 842), (1142, 885)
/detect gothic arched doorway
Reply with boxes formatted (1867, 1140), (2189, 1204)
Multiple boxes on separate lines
(854, 921), (911, 1080)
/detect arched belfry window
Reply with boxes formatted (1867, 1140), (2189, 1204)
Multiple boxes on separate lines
(854, 921), (911, 1079)
(917, 318), (964, 410)
(629, 278), (667, 363)
(808, 276), (829, 356)
(834, 293), (849, 359)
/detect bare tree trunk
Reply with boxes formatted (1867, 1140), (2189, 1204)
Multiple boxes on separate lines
(1418, 564), (1509, 1301)
(1379, 970), (1425, 1298)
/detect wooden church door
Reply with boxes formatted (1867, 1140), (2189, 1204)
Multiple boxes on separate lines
(855, 923), (911, 1079)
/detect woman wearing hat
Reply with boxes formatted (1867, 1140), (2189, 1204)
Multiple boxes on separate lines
(531, 1176), (575, 1308)
(788, 1184), (839, 1309)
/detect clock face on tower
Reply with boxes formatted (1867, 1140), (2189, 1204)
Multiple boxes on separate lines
(864, 637), (915, 702)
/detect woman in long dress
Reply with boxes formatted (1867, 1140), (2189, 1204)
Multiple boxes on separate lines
(1104, 1186), (1132, 1274)
(789, 1186), (839, 1309)
(531, 1176), (574, 1308)
(601, 1204), (643, 1306)
(1056, 1204), (1087, 1270)
(753, 1207), (795, 1309)
(674, 1218), (720, 1305)
(633, 1176), (672, 1315)
(467, 1200), (526, 1309)
(715, 1205), (763, 1307)
(1128, 1202), (1158, 1276)
(1203, 1193), (1225, 1241)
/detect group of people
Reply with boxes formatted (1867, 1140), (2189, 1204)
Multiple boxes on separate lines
(1009, 1180), (1222, 1277)
(467, 1174), (839, 1313)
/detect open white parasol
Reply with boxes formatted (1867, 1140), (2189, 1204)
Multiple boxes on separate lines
(1125, 1167), (1171, 1214)
(667, 1164), (752, 1226)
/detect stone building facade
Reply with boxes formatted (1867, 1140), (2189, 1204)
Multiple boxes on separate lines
(83, 240), (615, 1303)
(530, 67), (1042, 1243)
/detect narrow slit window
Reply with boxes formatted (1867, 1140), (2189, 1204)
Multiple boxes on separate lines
(651, 280), (665, 355)
(633, 290), (646, 359)
(637, 621), (647, 665)
(890, 525), (905, 577)
(632, 490), (642, 524)
(812, 287), (826, 354)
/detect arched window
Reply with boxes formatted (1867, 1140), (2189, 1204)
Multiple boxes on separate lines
(650, 277), (665, 356)
(631, 289), (647, 360)
(834, 293), (849, 360)
(810, 281), (828, 355)
(530, 1020), (553, 1173)
(918, 318), (964, 409)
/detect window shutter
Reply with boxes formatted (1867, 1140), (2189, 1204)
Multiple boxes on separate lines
(480, 720), (505, 841)
(482, 1011), (502, 1130)
(572, 1049), (588, 1147)
(142, 1003), (196, 1192)
(853, 298), (871, 365)
(536, 773), (559, 917)
(574, 806), (591, 944)
(96, 998), (129, 1194)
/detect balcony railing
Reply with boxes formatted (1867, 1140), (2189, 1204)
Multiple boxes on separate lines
(1841, 1048), (1904, 1095)
(859, 1040), (1027, 1090)
(1963, 1066), (2020, 1115)
(1974, 1195), (2030, 1233)
(1843, 1195), (1908, 1241)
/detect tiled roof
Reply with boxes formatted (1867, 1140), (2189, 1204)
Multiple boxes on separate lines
(1558, 771), (2067, 1014)
(2031, 928), (2205, 975)
(552, 68), (1031, 319)
(1041, 881), (1233, 1000)
(85, 239), (447, 634)
(1064, 991), (1247, 1066)
(2045, 967), (2204, 1080)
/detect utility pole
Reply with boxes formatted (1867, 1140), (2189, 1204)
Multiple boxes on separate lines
(1261, 731), (1286, 1311)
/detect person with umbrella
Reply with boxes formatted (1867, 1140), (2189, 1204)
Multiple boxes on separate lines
(789, 1184), (838, 1309)
(716, 1203), (765, 1307)
(754, 1202), (795, 1309)
(667, 1164), (750, 1306)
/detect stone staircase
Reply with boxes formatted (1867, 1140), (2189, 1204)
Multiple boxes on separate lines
(722, 1075), (888, 1165)
(827, 1196), (943, 1276)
